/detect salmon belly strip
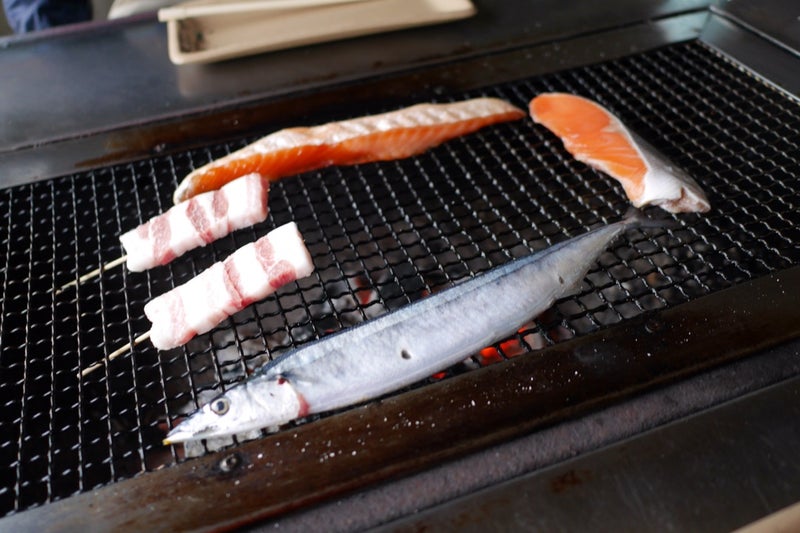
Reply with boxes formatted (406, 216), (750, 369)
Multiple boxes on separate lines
(530, 93), (709, 213)
(173, 97), (525, 204)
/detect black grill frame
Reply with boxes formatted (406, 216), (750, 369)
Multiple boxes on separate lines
(2, 35), (800, 527)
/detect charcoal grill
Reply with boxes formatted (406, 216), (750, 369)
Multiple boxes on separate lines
(2, 1), (800, 530)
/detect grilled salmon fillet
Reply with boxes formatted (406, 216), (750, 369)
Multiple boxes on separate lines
(530, 93), (709, 213)
(173, 97), (525, 204)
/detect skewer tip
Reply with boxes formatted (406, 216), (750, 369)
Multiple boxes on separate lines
(56, 255), (128, 295)
(54, 284), (73, 296)
(78, 362), (103, 378)
(77, 331), (152, 379)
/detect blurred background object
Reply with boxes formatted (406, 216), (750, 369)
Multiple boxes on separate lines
(2, 0), (91, 32)
(0, 0), (187, 34)
(0, 0), (113, 34)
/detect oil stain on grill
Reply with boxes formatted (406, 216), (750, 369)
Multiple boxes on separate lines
(1, 40), (800, 518)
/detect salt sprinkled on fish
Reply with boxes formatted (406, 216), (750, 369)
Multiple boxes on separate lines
(164, 210), (670, 445)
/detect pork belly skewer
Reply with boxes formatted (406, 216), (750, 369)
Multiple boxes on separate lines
(79, 221), (314, 377)
(57, 173), (270, 294)
(529, 93), (710, 213)
(173, 97), (526, 203)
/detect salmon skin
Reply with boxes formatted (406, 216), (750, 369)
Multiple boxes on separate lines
(530, 93), (710, 213)
(164, 209), (663, 444)
(173, 97), (525, 204)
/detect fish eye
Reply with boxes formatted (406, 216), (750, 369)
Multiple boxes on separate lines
(210, 397), (230, 416)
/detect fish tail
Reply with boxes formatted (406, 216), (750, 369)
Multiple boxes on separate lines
(622, 207), (680, 230)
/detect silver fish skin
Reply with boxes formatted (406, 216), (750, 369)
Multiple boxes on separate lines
(164, 211), (657, 444)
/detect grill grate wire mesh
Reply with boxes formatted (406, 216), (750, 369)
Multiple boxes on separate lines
(1, 40), (800, 516)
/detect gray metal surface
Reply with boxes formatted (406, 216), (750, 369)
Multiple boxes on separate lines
(0, 0), (712, 152)
(372, 354), (800, 533)
(714, 0), (800, 58)
(260, 339), (800, 532)
(0, 10), (710, 190)
(702, 11), (800, 97)
(2, 1), (800, 530)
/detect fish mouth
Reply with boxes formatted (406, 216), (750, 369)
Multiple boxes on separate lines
(163, 423), (216, 445)
(162, 432), (190, 446)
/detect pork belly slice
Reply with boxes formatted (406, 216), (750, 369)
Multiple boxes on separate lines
(120, 173), (269, 272)
(144, 222), (313, 350)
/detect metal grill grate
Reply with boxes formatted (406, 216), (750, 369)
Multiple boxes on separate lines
(2, 40), (800, 517)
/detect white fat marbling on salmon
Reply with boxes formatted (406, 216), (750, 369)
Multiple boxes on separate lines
(248, 98), (520, 152)
(174, 98), (525, 203)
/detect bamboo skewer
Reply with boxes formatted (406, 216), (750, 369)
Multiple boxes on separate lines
(56, 255), (128, 295)
(79, 331), (152, 378)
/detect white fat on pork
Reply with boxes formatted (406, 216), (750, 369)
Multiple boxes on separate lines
(224, 174), (271, 229)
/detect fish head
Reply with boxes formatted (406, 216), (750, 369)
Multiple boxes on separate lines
(163, 375), (305, 444)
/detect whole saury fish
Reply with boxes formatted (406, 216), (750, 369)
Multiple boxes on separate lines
(164, 210), (663, 444)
